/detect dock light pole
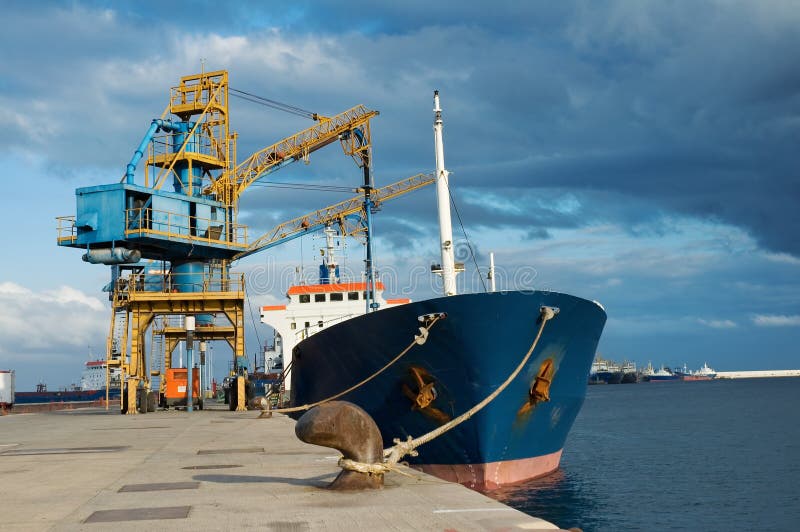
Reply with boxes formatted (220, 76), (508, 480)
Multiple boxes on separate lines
(186, 316), (195, 412)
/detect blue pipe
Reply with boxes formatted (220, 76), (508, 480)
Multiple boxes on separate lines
(125, 119), (186, 183)
(82, 247), (142, 264)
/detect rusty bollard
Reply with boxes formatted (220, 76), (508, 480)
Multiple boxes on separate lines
(295, 401), (384, 490)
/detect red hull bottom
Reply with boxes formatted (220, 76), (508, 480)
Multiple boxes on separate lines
(413, 449), (563, 490)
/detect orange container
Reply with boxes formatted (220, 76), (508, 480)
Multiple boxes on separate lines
(164, 368), (200, 404)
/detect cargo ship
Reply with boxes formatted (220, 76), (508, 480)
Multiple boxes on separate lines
(270, 92), (607, 490)
(642, 364), (681, 382)
(588, 356), (623, 384)
(13, 359), (121, 405)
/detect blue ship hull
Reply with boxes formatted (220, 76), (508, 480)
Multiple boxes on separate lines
(290, 290), (606, 488)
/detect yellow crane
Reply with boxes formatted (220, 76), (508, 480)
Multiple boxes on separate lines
(59, 69), (427, 413)
(217, 105), (379, 207)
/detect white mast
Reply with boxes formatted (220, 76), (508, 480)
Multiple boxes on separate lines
(323, 225), (339, 283)
(433, 90), (457, 296)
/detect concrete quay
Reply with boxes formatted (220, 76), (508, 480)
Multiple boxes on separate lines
(0, 403), (565, 531)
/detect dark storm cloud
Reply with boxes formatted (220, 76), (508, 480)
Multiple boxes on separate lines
(1, 1), (798, 256)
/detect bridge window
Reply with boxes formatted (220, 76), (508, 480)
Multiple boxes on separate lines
(299, 294), (310, 303)
(330, 293), (343, 302)
(348, 292), (359, 300)
(318, 320), (324, 328)
(314, 294), (326, 302)
(290, 322), (296, 330)
(363, 290), (374, 300)
(304, 321), (310, 328)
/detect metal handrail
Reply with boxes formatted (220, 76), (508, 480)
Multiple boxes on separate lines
(56, 216), (77, 243)
(124, 207), (248, 248)
(124, 271), (245, 296)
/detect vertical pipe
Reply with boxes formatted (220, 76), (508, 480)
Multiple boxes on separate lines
(186, 316), (195, 412)
(200, 341), (207, 400)
(433, 91), (457, 296)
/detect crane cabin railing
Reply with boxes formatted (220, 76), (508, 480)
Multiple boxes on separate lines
(124, 207), (248, 250)
(57, 216), (78, 245)
(122, 271), (245, 298)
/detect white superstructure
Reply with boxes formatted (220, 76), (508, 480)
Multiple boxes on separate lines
(261, 239), (411, 394)
(261, 281), (410, 390)
(80, 360), (121, 391)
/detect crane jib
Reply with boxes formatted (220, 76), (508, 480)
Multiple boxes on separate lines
(220, 105), (379, 200)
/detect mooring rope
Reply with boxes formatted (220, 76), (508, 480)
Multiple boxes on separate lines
(337, 306), (557, 476)
(253, 314), (444, 416)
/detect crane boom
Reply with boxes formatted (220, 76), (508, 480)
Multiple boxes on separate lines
(210, 105), (379, 205)
(233, 173), (433, 260)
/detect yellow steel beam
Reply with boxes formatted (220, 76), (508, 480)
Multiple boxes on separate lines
(152, 81), (227, 193)
(211, 105), (379, 204)
(234, 173), (433, 260)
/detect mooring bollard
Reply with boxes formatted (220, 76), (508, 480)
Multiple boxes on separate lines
(250, 396), (273, 418)
(295, 401), (384, 490)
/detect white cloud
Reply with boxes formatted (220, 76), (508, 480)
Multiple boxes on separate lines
(0, 282), (107, 357)
(752, 314), (800, 327)
(763, 252), (800, 266)
(698, 318), (737, 329)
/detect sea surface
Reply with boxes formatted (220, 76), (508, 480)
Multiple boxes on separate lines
(491, 377), (800, 531)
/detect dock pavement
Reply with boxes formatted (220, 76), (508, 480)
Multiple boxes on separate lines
(0, 403), (567, 531)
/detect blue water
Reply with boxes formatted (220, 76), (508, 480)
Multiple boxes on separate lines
(492, 378), (800, 531)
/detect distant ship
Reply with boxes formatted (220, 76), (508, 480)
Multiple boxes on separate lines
(642, 363), (681, 382)
(587, 357), (637, 384)
(272, 92), (607, 489)
(675, 363), (717, 381)
(13, 359), (121, 405)
(621, 361), (640, 383)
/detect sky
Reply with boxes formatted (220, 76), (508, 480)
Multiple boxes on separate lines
(0, 0), (798, 390)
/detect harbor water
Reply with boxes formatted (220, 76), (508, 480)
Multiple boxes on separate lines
(492, 377), (800, 531)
